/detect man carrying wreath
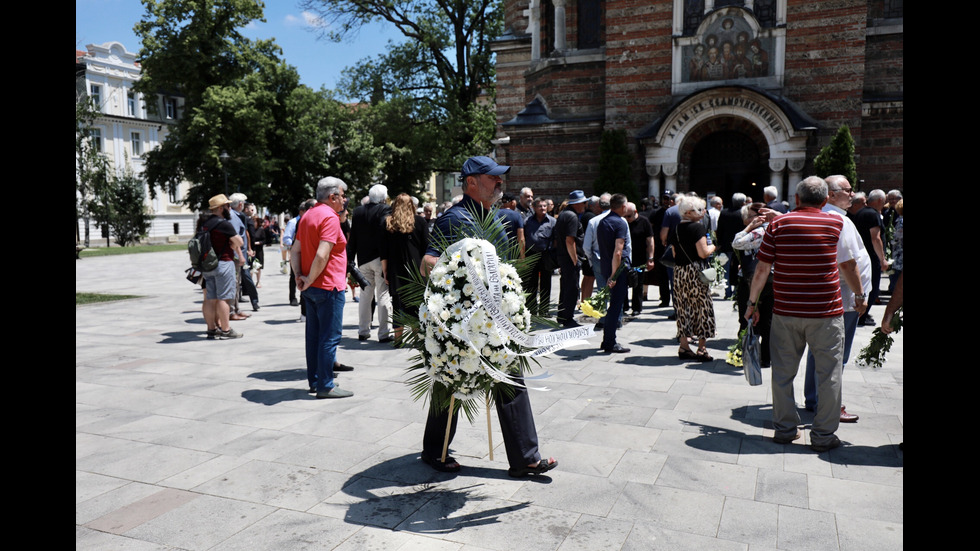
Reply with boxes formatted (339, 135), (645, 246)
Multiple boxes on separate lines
(419, 156), (558, 477)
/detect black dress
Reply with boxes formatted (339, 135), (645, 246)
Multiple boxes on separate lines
(380, 215), (428, 328)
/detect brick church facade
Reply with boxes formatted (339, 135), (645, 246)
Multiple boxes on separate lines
(490, 0), (903, 202)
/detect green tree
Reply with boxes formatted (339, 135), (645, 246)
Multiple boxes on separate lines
(107, 167), (155, 246)
(134, 0), (381, 213)
(76, 90), (112, 247)
(595, 129), (639, 201)
(814, 124), (858, 189)
(301, 0), (503, 175)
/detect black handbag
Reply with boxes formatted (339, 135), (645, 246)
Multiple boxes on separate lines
(659, 245), (676, 269)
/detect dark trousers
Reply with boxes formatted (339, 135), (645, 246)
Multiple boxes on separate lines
(422, 382), (540, 469)
(861, 254), (882, 322)
(737, 273), (773, 366)
(628, 273), (644, 313)
(523, 254), (553, 317)
(241, 265), (258, 302)
(602, 271), (628, 349)
(556, 258), (580, 325)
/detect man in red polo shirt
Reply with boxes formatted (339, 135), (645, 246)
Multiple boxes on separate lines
(290, 177), (353, 399)
(745, 176), (865, 453)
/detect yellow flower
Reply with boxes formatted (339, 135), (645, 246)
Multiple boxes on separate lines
(581, 301), (601, 319)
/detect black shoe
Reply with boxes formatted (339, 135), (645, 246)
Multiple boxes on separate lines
(379, 336), (394, 344)
(251, 299), (260, 311)
(810, 435), (841, 453)
(601, 343), (630, 353)
(667, 313), (676, 321)
(334, 363), (354, 372)
(358, 335), (369, 341)
(595, 322), (604, 330)
(561, 320), (582, 328)
(289, 298), (299, 307)
(860, 316), (876, 327)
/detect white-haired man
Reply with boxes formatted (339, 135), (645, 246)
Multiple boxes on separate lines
(291, 177), (353, 399)
(746, 176), (865, 452)
(763, 185), (788, 213)
(803, 175), (870, 423)
(518, 186), (534, 218)
(348, 184), (393, 342)
(228, 192), (259, 316)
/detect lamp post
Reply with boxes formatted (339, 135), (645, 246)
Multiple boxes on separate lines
(220, 150), (230, 196)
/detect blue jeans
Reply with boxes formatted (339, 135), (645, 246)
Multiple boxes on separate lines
(804, 310), (859, 410)
(303, 287), (344, 392)
(601, 270), (628, 349)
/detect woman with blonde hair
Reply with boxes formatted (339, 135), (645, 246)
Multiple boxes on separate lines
(672, 195), (717, 361)
(380, 193), (428, 340)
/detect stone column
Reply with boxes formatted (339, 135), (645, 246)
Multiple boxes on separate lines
(663, 163), (678, 194)
(554, 0), (566, 51)
(646, 164), (662, 198)
(768, 158), (786, 193)
(788, 158), (806, 197)
(525, 0), (541, 60)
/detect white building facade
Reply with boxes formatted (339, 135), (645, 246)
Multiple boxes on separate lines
(76, 41), (196, 244)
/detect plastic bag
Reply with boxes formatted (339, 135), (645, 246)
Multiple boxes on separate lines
(742, 324), (763, 386)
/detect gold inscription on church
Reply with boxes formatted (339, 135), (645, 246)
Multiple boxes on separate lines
(666, 96), (783, 138)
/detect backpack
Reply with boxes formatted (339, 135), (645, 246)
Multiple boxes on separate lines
(188, 217), (221, 272)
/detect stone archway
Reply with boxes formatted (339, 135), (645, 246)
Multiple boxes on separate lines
(641, 86), (811, 199)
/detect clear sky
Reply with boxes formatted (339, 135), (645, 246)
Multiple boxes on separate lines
(75, 0), (402, 96)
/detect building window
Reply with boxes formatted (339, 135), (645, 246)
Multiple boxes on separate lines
(90, 84), (102, 110)
(128, 92), (137, 117)
(88, 128), (103, 153)
(165, 98), (176, 119)
(683, 0), (705, 36)
(753, 0), (777, 28)
(131, 132), (142, 156)
(884, 0), (903, 18)
(577, 0), (602, 49)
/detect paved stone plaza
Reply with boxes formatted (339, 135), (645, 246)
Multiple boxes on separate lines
(76, 249), (903, 550)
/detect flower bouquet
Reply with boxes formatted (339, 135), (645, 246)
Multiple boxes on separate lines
(396, 205), (595, 463)
(580, 264), (644, 319)
(726, 326), (746, 367)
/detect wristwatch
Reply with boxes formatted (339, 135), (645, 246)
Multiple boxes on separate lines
(854, 293), (867, 300)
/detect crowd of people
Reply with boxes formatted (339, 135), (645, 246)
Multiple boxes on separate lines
(195, 158), (903, 465)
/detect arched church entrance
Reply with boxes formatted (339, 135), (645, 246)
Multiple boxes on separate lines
(686, 125), (769, 201)
(640, 86), (814, 201)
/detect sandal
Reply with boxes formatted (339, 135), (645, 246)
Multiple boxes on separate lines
(421, 453), (461, 473)
(695, 349), (714, 362)
(508, 457), (558, 478)
(678, 348), (699, 360)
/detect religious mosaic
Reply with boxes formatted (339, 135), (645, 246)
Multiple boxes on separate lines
(683, 14), (773, 82)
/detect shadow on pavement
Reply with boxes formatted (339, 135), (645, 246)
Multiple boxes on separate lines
(337, 453), (533, 532)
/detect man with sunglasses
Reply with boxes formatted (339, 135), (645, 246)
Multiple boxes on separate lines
(291, 177), (354, 399)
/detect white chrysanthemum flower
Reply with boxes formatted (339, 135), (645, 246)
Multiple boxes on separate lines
(502, 292), (522, 314)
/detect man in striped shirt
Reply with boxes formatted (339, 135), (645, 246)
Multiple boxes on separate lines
(745, 176), (866, 453)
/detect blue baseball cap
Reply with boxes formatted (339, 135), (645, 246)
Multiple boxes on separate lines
(461, 156), (511, 177)
(567, 190), (588, 205)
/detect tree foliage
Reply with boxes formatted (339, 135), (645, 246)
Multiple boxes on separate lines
(301, 0), (503, 176)
(595, 129), (639, 201)
(76, 91), (112, 247)
(107, 167), (155, 246)
(133, 0), (382, 214)
(814, 124), (858, 190)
